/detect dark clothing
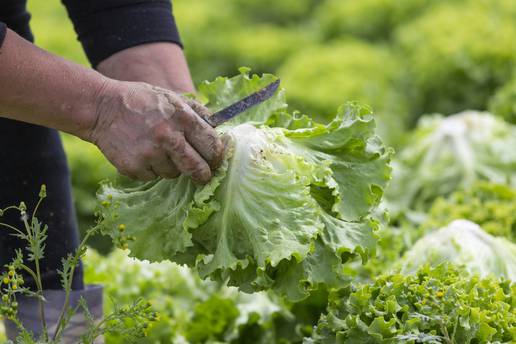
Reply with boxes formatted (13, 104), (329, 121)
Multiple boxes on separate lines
(0, 0), (181, 290)
(0, 119), (83, 290)
(0, 0), (181, 67)
(62, 0), (182, 67)
(0, 22), (6, 47)
(0, 0), (33, 43)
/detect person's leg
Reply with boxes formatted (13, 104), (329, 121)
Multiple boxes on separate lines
(0, 118), (84, 290)
(0, 119), (105, 344)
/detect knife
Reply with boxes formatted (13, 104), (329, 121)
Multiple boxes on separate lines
(200, 79), (280, 127)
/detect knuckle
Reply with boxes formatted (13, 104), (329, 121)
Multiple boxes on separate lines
(192, 164), (211, 183)
(168, 133), (186, 152)
(152, 122), (173, 145)
(176, 107), (197, 127)
(179, 154), (203, 175)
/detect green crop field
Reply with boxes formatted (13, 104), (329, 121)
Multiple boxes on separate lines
(1, 0), (515, 343)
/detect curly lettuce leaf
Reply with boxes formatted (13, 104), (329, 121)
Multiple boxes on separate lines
(424, 182), (516, 241)
(308, 264), (516, 344)
(198, 67), (287, 127)
(97, 72), (391, 301)
(98, 177), (196, 261)
(84, 249), (300, 344)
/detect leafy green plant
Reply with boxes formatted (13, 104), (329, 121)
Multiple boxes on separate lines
(0, 186), (156, 343)
(62, 134), (118, 254)
(221, 25), (315, 77)
(231, 0), (320, 24)
(424, 182), (516, 240)
(97, 70), (391, 301)
(343, 221), (424, 283)
(398, 220), (516, 280)
(279, 40), (410, 147)
(489, 76), (516, 124)
(315, 0), (458, 41)
(84, 249), (311, 344)
(386, 111), (516, 217)
(174, 0), (243, 82)
(308, 264), (515, 343)
(394, 1), (516, 117)
(185, 296), (239, 343)
(174, 0), (317, 83)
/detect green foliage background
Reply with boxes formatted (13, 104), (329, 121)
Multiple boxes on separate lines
(0, 0), (514, 343)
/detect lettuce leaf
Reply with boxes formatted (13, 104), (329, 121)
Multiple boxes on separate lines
(97, 70), (391, 300)
(307, 264), (516, 344)
(386, 111), (516, 217)
(198, 67), (287, 127)
(398, 220), (516, 280)
(424, 182), (516, 240)
(84, 249), (300, 344)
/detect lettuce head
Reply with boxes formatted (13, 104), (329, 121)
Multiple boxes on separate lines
(399, 220), (516, 280)
(97, 69), (392, 301)
(84, 249), (300, 344)
(386, 110), (516, 216)
(307, 264), (515, 344)
(424, 182), (516, 240)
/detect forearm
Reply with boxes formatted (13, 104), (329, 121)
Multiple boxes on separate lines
(0, 29), (222, 183)
(0, 29), (105, 139)
(97, 42), (195, 94)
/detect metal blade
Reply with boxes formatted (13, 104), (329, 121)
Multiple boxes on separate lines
(203, 79), (280, 127)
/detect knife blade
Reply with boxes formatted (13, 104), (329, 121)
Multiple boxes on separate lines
(201, 79), (280, 127)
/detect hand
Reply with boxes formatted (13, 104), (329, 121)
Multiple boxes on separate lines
(88, 79), (224, 183)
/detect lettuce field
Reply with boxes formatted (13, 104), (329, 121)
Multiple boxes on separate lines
(1, 0), (516, 343)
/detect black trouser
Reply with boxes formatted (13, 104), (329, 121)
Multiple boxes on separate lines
(0, 119), (83, 290)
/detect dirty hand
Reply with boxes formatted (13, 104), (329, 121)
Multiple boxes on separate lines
(87, 80), (224, 183)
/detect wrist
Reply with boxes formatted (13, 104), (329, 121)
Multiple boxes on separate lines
(78, 77), (121, 143)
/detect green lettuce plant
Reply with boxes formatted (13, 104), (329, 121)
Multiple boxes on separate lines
(394, 1), (516, 117)
(231, 0), (320, 24)
(61, 134), (118, 254)
(424, 182), (516, 240)
(343, 221), (424, 283)
(489, 76), (516, 124)
(398, 220), (516, 280)
(174, 0), (316, 84)
(84, 249), (314, 344)
(315, 0), (458, 41)
(97, 70), (392, 301)
(279, 40), (410, 147)
(386, 111), (516, 216)
(307, 264), (515, 344)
